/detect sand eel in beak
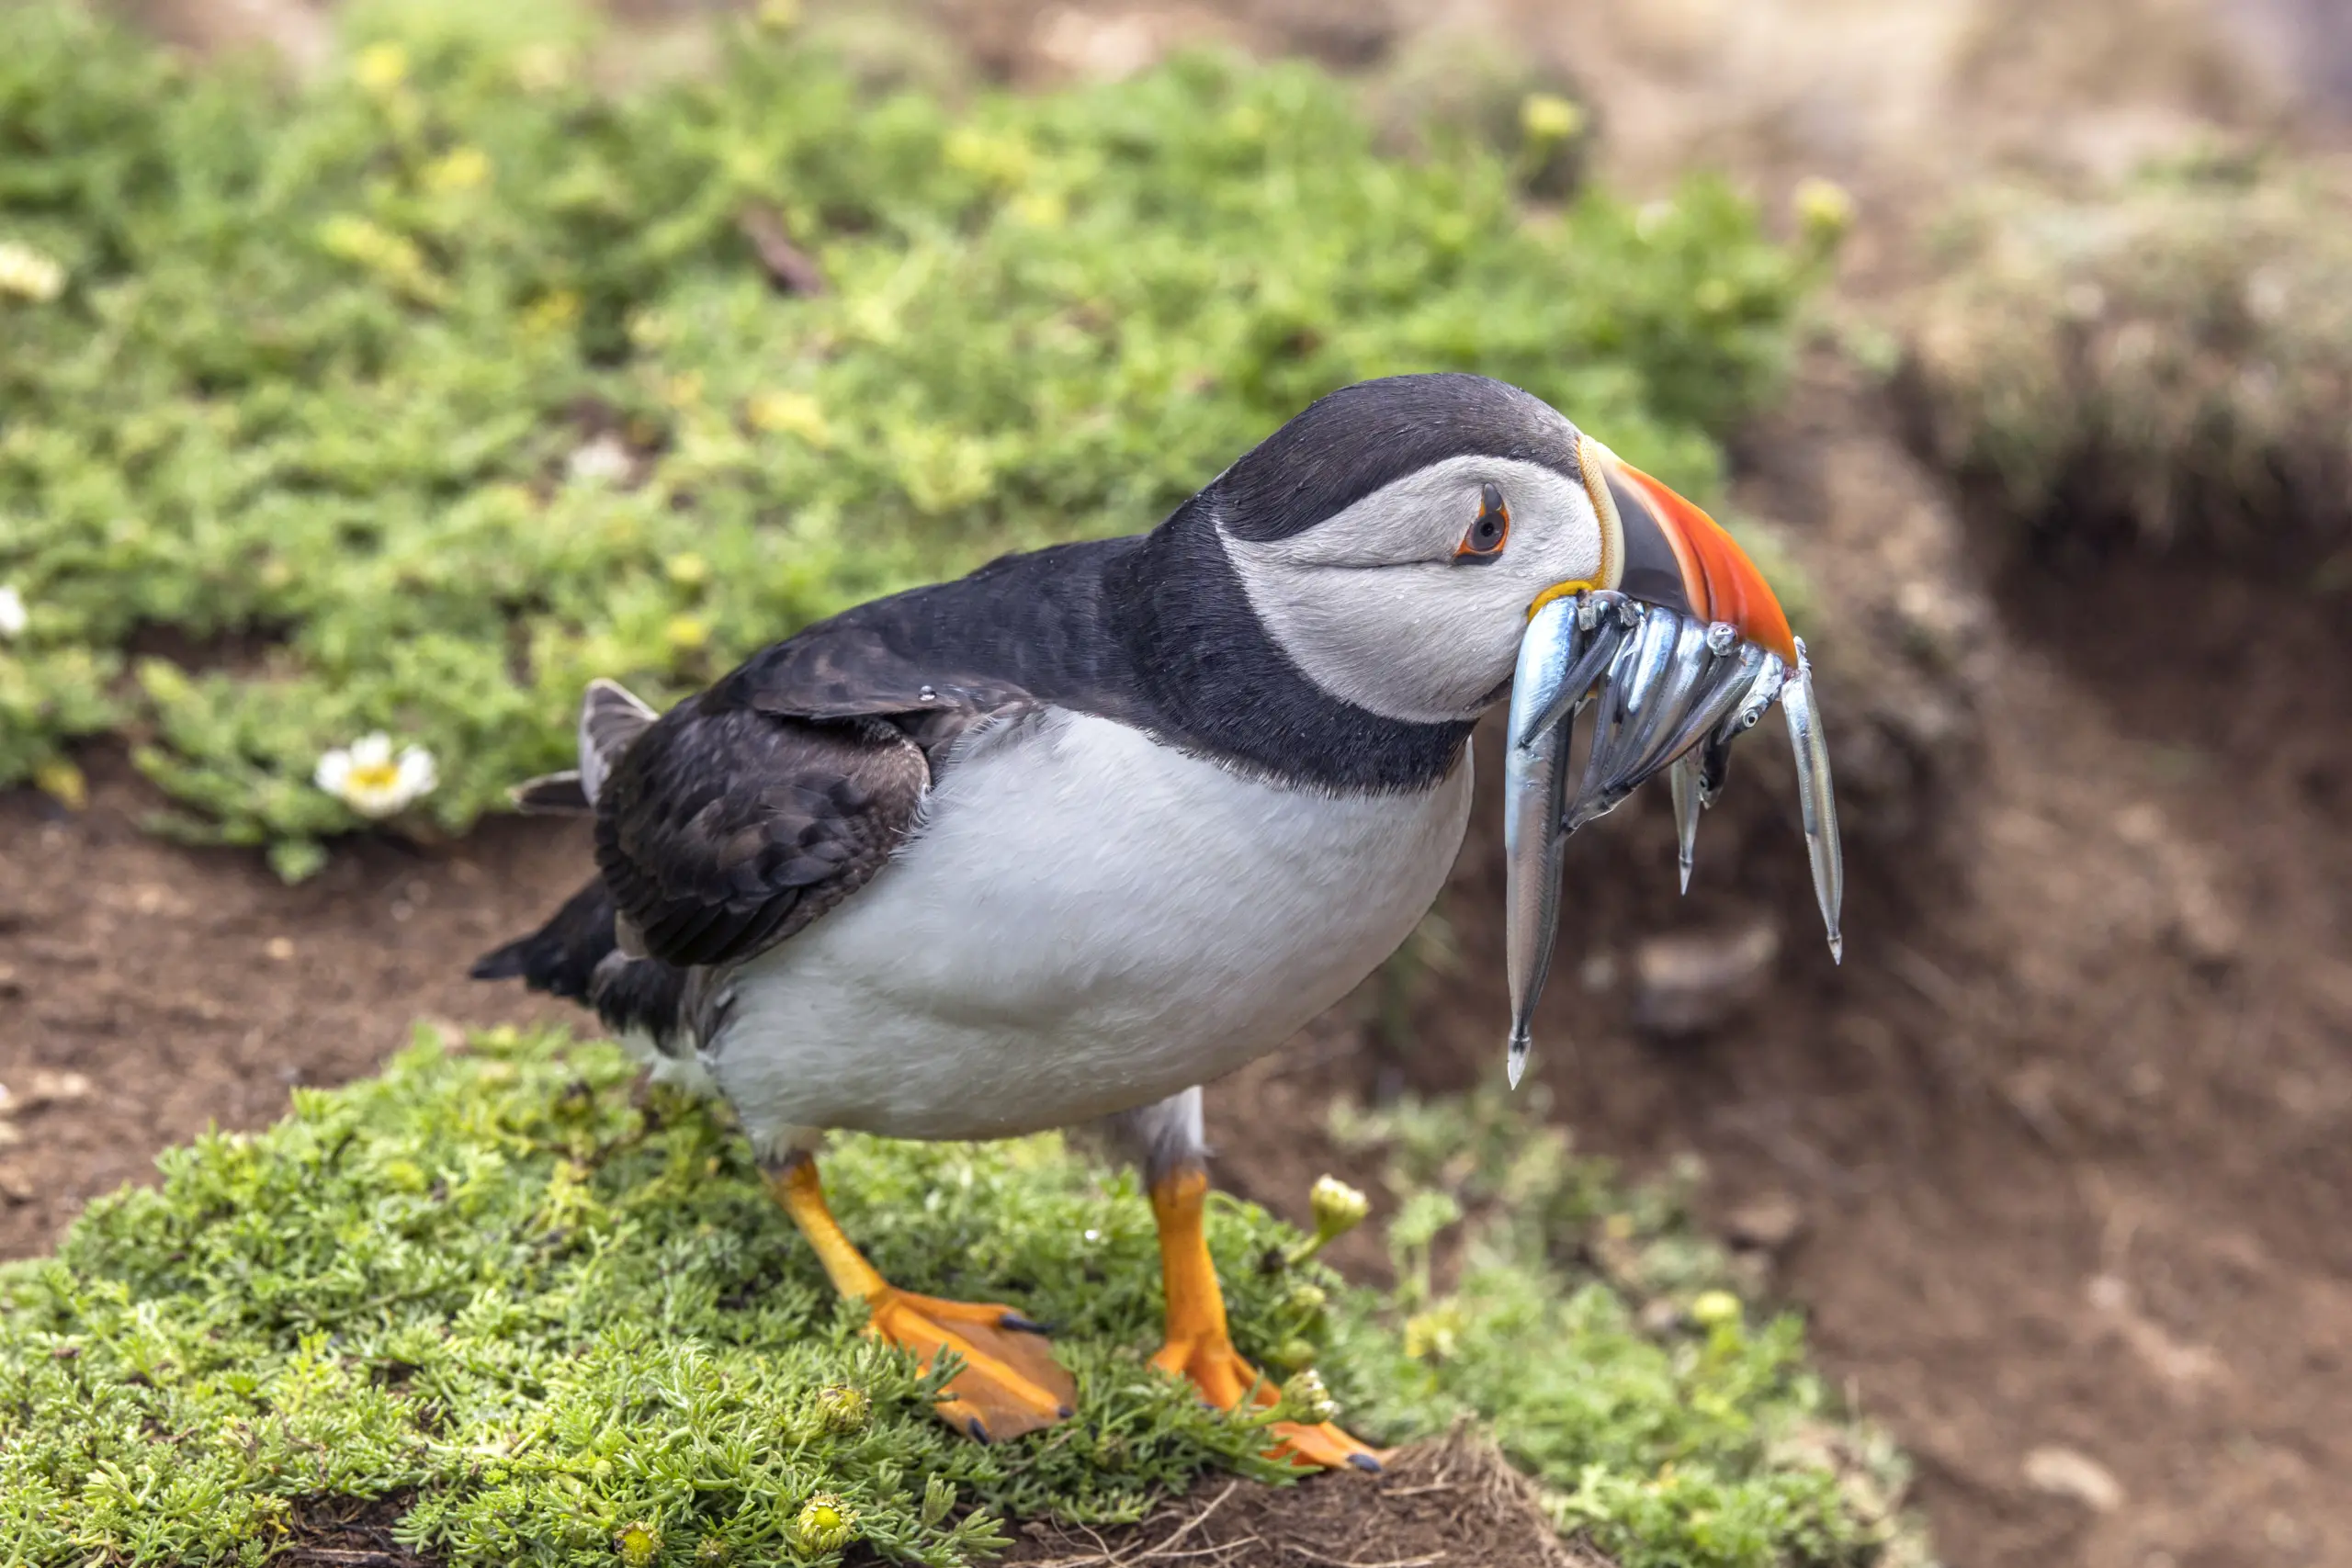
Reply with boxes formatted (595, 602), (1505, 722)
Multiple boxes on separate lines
(1502, 437), (1838, 1088)
(473, 373), (1817, 1466)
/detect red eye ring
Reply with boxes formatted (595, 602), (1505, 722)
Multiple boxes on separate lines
(1456, 482), (1510, 559)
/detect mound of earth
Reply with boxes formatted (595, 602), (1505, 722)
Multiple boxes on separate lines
(269, 1433), (1600, 1568)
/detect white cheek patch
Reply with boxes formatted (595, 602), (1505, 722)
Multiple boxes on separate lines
(1222, 457), (1604, 724)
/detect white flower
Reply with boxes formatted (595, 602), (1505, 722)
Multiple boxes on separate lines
(0, 584), (24, 638)
(0, 241), (64, 302)
(315, 732), (436, 818)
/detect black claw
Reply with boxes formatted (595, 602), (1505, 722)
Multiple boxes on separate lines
(967, 1416), (989, 1442)
(1347, 1451), (1384, 1473)
(1057, 1403), (1074, 1419)
(999, 1312), (1053, 1335)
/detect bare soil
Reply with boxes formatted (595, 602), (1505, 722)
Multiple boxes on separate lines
(0, 759), (586, 1256)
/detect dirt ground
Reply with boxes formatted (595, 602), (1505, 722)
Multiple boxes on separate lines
(995, 1429), (1604, 1568)
(16, 1), (2352, 1566)
(267, 1430), (1596, 1568)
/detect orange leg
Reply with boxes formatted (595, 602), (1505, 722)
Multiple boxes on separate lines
(1148, 1166), (1382, 1472)
(768, 1156), (1075, 1442)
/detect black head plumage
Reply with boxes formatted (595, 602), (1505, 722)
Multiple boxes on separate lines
(1212, 374), (1583, 543)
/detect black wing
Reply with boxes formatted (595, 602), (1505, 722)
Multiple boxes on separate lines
(593, 699), (933, 971)
(479, 539), (1126, 995)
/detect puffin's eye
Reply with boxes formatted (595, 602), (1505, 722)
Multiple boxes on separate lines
(1456, 483), (1510, 561)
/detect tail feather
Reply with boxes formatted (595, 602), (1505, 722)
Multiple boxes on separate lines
(470, 879), (616, 1002)
(472, 876), (694, 1055)
(475, 674), (681, 1045)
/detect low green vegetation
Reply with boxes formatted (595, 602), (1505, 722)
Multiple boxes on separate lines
(0, 1028), (1912, 1568)
(1910, 155), (2352, 570)
(0, 0), (1819, 873)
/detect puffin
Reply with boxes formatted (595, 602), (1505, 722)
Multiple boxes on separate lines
(473, 372), (1799, 1470)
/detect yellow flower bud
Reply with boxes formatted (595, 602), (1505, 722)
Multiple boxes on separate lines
(1792, 177), (1856, 245)
(810, 1382), (869, 1434)
(1309, 1175), (1369, 1239)
(744, 390), (832, 447)
(1520, 93), (1585, 145)
(616, 1521), (661, 1568)
(423, 146), (492, 195)
(1276, 1369), (1338, 1426)
(665, 615), (710, 653)
(1012, 191), (1068, 228)
(354, 41), (409, 96)
(666, 552), (709, 589)
(521, 288), (582, 337)
(1402, 1305), (1463, 1363)
(790, 1495), (855, 1553)
(1690, 1288), (1742, 1327)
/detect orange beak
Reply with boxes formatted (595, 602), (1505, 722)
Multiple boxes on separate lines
(1577, 437), (1797, 664)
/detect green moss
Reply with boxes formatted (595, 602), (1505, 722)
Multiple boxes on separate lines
(0, 1), (1814, 865)
(1910, 159), (2352, 566)
(0, 1029), (1906, 1567)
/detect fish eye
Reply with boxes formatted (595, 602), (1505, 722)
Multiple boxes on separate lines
(1456, 482), (1509, 561)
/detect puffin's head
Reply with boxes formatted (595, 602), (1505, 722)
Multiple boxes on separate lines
(1211, 374), (1794, 725)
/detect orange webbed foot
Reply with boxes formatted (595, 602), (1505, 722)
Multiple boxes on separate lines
(1152, 1332), (1384, 1472)
(866, 1287), (1077, 1443)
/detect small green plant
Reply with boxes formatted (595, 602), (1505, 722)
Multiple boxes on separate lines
(1, 1029), (1914, 1568)
(0, 1), (1815, 870)
(1325, 1088), (1928, 1568)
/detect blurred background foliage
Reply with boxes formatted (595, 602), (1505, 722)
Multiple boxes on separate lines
(0, 0), (1819, 874)
(1910, 153), (2352, 574)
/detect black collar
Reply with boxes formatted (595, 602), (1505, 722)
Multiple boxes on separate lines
(1102, 496), (1472, 792)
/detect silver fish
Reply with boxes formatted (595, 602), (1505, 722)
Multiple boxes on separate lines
(1517, 591), (1634, 750)
(1653, 639), (1767, 784)
(1780, 637), (1844, 963)
(1503, 595), (1584, 1089)
(1565, 604), (1679, 831)
(1621, 616), (1715, 784)
(1668, 750), (1702, 895)
(1502, 602), (1843, 1085)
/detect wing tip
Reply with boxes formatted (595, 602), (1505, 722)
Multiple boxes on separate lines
(469, 943), (527, 981)
(583, 677), (657, 720)
(509, 771), (592, 815)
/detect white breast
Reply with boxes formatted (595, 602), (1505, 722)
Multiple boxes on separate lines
(705, 709), (1472, 1155)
